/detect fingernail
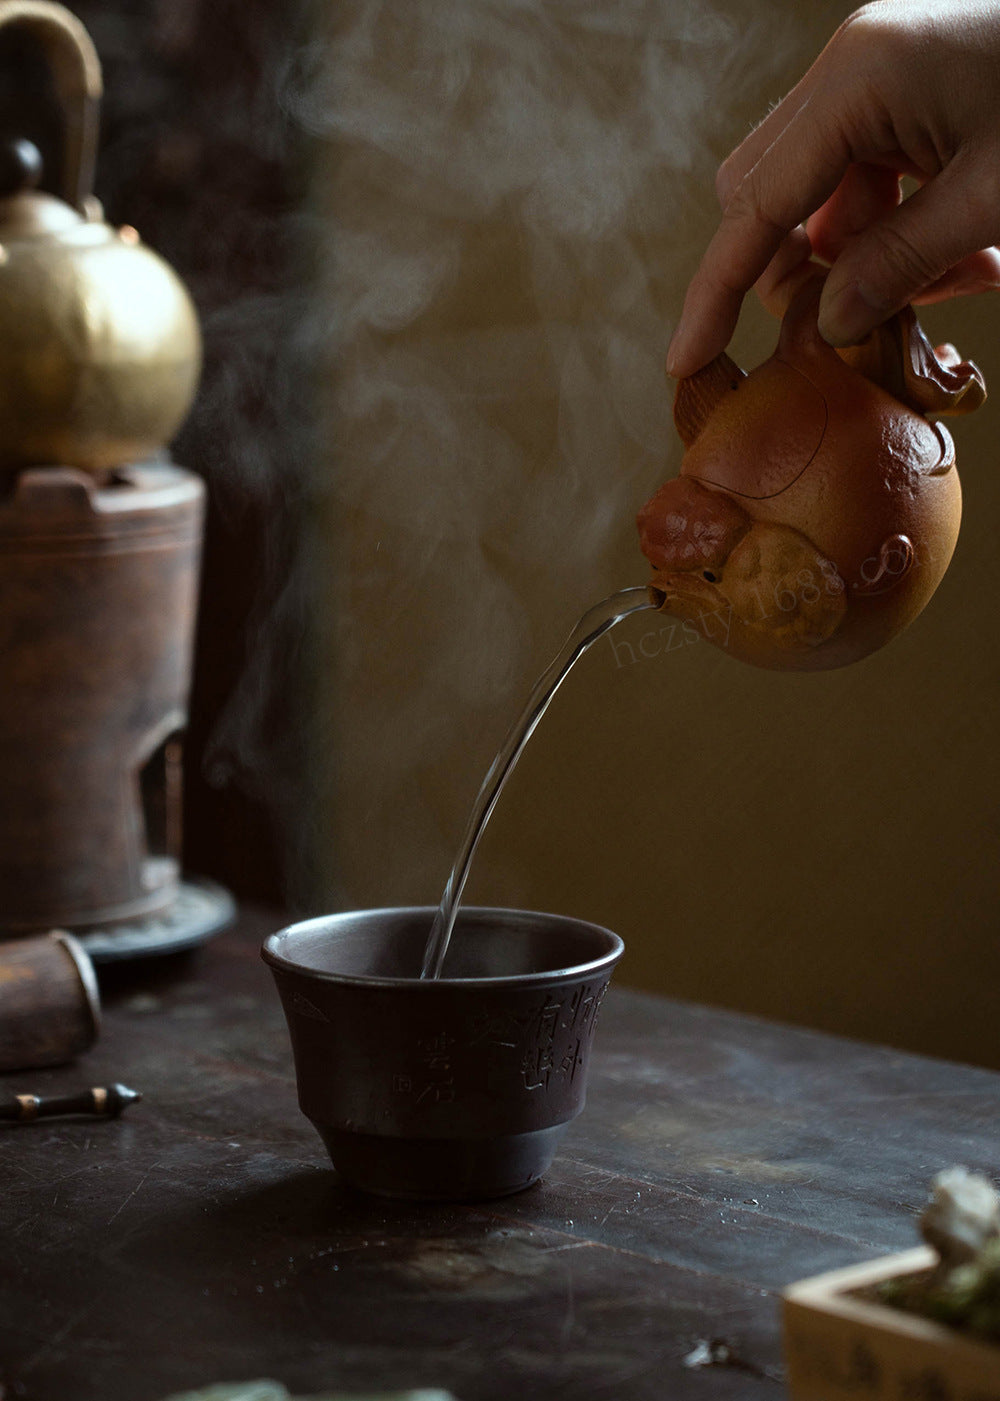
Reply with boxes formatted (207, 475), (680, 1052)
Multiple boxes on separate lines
(818, 280), (887, 346)
(666, 322), (687, 377)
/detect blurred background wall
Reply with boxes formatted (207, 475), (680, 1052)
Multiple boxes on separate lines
(310, 0), (1000, 1072)
(46, 0), (323, 906)
(53, 0), (1000, 1069)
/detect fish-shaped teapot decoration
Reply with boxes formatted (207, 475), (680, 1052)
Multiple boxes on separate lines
(637, 279), (986, 670)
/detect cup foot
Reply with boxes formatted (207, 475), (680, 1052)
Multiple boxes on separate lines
(314, 1122), (570, 1201)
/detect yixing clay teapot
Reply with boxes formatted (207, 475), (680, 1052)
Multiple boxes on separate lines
(637, 279), (985, 670)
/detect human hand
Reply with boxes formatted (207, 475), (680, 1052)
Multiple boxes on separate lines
(666, 0), (1000, 379)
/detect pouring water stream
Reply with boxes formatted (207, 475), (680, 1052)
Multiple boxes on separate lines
(420, 586), (655, 979)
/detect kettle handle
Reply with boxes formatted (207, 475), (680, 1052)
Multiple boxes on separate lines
(0, 0), (101, 214)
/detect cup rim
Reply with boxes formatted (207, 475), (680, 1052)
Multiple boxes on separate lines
(261, 904), (624, 989)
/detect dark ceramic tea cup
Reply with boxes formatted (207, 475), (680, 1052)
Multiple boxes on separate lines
(262, 906), (624, 1201)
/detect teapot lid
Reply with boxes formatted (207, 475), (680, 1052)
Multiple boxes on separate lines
(0, 136), (86, 237)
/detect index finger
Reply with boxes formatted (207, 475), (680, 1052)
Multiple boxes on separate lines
(714, 63), (818, 208)
(667, 98), (855, 377)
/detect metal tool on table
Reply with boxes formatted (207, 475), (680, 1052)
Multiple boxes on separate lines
(0, 1081), (141, 1122)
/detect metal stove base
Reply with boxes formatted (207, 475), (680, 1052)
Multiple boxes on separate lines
(77, 878), (236, 963)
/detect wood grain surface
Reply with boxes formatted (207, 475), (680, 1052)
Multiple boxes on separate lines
(2, 907), (999, 1401)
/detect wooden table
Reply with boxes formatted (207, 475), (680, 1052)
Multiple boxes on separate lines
(3, 908), (999, 1401)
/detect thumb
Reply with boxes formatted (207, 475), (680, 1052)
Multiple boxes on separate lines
(817, 160), (999, 345)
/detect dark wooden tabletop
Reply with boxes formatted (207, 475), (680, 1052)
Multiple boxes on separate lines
(3, 907), (999, 1401)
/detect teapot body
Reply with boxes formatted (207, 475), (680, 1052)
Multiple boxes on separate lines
(0, 214), (201, 471)
(638, 282), (982, 671)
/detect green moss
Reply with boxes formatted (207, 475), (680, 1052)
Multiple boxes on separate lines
(877, 1240), (1000, 1346)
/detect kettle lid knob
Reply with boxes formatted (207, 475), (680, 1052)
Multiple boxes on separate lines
(0, 135), (87, 236)
(0, 137), (42, 196)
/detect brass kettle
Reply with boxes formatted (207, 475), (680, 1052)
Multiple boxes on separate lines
(0, 1), (201, 472)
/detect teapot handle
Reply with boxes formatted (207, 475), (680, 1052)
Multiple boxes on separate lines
(0, 0), (101, 214)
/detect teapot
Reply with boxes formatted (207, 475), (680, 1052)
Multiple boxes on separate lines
(0, 0), (200, 472)
(637, 278), (985, 670)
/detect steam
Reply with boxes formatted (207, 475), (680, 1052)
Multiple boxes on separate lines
(276, 0), (791, 905)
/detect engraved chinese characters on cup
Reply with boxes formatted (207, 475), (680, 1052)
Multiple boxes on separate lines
(517, 981), (609, 1091)
(390, 978), (611, 1109)
(392, 1032), (457, 1105)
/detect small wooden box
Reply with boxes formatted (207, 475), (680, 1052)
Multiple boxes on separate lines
(783, 1246), (1000, 1400)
